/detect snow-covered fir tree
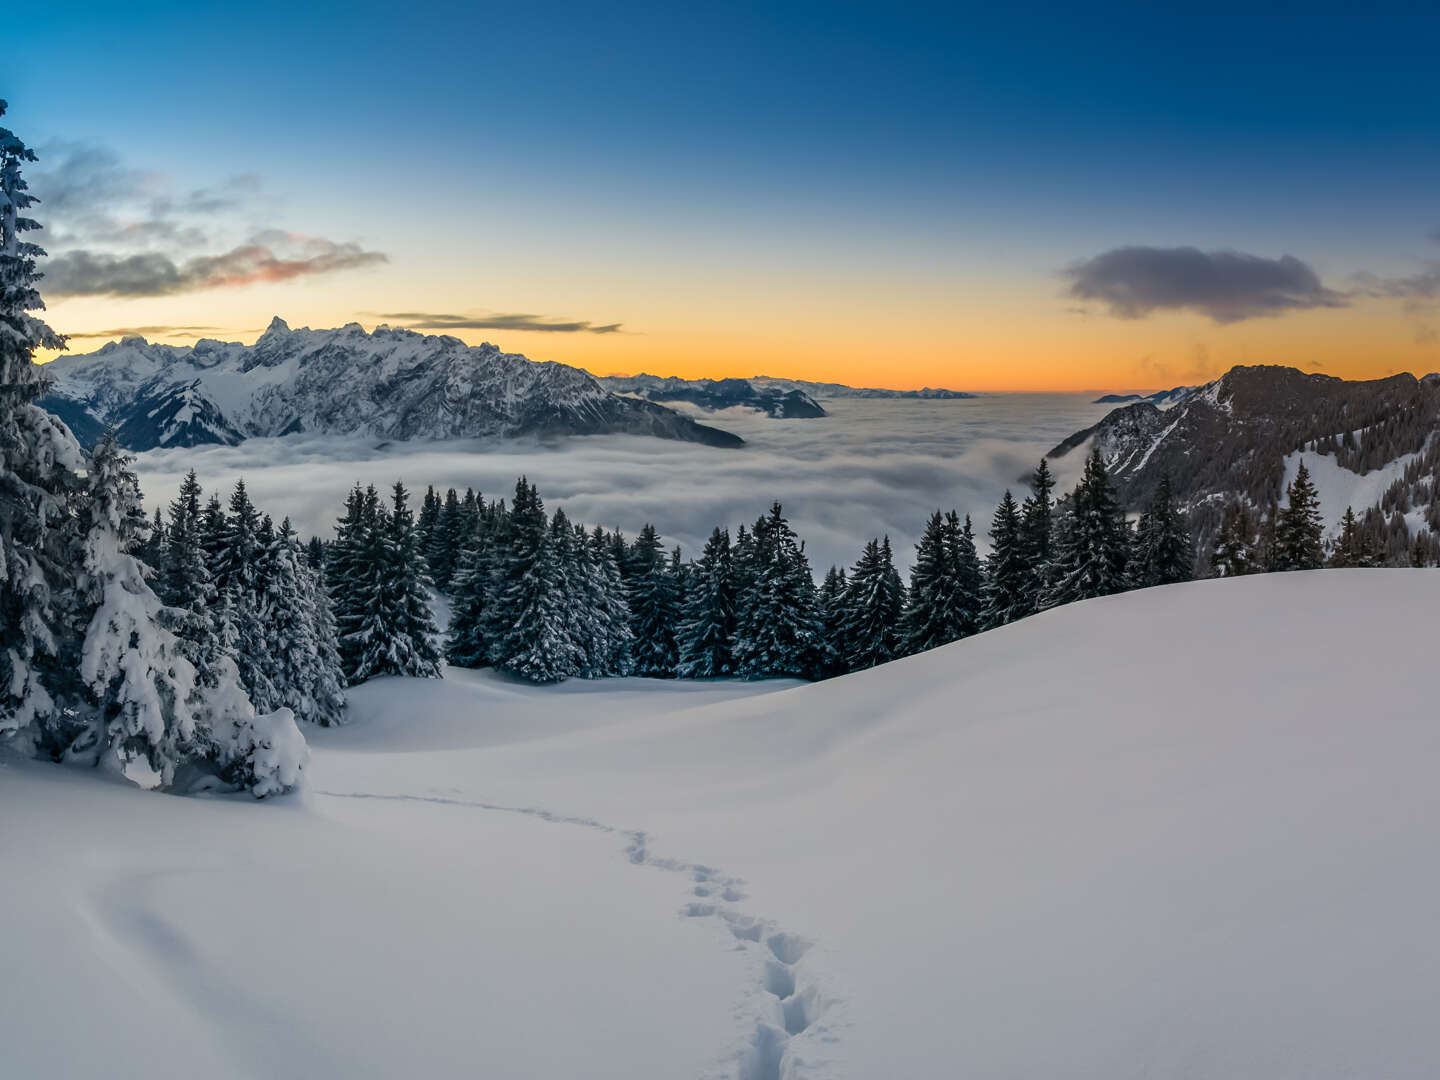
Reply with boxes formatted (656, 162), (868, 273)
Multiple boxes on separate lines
(1041, 448), (1131, 608)
(327, 483), (380, 681)
(1211, 499), (1258, 577)
(1018, 459), (1055, 613)
(445, 494), (497, 668)
(816, 564), (849, 677)
(0, 101), (86, 743)
(626, 523), (680, 677)
(253, 517), (346, 725)
(675, 526), (736, 678)
(840, 536), (906, 670)
(732, 504), (824, 679)
(1273, 460), (1325, 571)
(69, 436), (307, 795)
(585, 525), (634, 676)
(981, 490), (1029, 628)
(157, 469), (226, 686)
(350, 483), (442, 681)
(1132, 473), (1194, 587)
(482, 479), (577, 683)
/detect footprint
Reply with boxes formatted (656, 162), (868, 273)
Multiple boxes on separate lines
(766, 931), (811, 966)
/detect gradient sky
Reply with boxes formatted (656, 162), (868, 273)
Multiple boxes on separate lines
(9, 4), (1440, 390)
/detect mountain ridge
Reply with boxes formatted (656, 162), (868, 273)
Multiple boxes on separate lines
(38, 318), (745, 452)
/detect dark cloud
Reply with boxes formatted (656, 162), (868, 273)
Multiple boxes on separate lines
(1064, 246), (1348, 323)
(63, 325), (236, 341)
(379, 311), (624, 334)
(43, 232), (387, 298)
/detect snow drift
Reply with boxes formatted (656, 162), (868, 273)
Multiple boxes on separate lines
(4, 570), (1439, 1079)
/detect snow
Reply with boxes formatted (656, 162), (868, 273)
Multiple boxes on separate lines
(6, 570), (1440, 1078)
(1282, 441), (1429, 535)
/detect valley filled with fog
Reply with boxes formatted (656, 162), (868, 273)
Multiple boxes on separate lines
(131, 395), (1113, 573)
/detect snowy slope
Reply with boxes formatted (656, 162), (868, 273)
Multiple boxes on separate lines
(6, 571), (1440, 1078)
(38, 319), (743, 451)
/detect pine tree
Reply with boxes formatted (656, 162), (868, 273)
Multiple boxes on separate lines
(903, 511), (955, 655)
(0, 106), (88, 744)
(158, 469), (225, 685)
(326, 484), (377, 682)
(253, 518), (346, 725)
(482, 478), (576, 682)
(1019, 459), (1055, 613)
(1041, 448), (1131, 608)
(351, 483), (442, 681)
(627, 523), (679, 676)
(981, 490), (1029, 627)
(816, 565), (849, 677)
(1211, 500), (1258, 577)
(676, 527), (736, 678)
(446, 497), (499, 668)
(586, 525), (634, 676)
(948, 512), (985, 639)
(1132, 474), (1194, 586)
(732, 504), (824, 679)
(426, 487), (466, 591)
(218, 481), (273, 708)
(840, 536), (906, 670)
(1273, 460), (1325, 571)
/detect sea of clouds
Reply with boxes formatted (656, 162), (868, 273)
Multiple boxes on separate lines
(132, 395), (1112, 574)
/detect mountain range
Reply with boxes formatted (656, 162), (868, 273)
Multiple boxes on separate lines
(38, 319), (745, 452)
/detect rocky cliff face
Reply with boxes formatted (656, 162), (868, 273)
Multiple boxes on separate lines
(39, 319), (745, 451)
(1050, 365), (1440, 537)
(599, 374), (826, 418)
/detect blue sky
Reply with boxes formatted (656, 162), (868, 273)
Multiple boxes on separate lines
(9, 4), (1440, 387)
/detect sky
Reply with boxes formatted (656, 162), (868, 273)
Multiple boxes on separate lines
(8, 4), (1440, 390)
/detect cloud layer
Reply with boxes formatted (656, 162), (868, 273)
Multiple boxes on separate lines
(131, 396), (1112, 575)
(379, 311), (624, 334)
(1065, 246), (1348, 323)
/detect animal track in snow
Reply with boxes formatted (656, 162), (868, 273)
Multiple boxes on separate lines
(316, 789), (838, 1078)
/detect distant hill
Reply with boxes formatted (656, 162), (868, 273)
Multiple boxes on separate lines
(749, 375), (975, 400)
(599, 374), (826, 418)
(39, 319), (744, 452)
(1050, 364), (1440, 553)
(1092, 385), (1194, 406)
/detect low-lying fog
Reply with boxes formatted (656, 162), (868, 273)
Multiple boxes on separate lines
(132, 395), (1112, 573)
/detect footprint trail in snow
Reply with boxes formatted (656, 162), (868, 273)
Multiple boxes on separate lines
(315, 789), (841, 1079)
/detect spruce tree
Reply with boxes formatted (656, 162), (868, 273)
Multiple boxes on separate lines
(158, 469), (224, 685)
(351, 482), (442, 681)
(483, 478), (575, 682)
(326, 484), (377, 682)
(1041, 448), (1131, 608)
(446, 497), (499, 668)
(1211, 500), (1258, 577)
(816, 565), (849, 677)
(1019, 459), (1055, 613)
(586, 525), (634, 676)
(1132, 474), (1194, 586)
(676, 527), (736, 678)
(948, 512), (985, 639)
(840, 536), (906, 670)
(981, 490), (1029, 627)
(732, 504), (824, 679)
(902, 511), (956, 655)
(1273, 461), (1326, 571)
(627, 523), (679, 677)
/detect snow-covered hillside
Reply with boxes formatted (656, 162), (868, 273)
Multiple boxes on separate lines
(38, 319), (743, 451)
(5, 571), (1440, 1079)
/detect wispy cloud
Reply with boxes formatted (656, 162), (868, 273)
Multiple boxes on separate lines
(1064, 246), (1348, 323)
(43, 231), (387, 298)
(378, 311), (624, 334)
(62, 324), (239, 341)
(1350, 265), (1440, 302)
